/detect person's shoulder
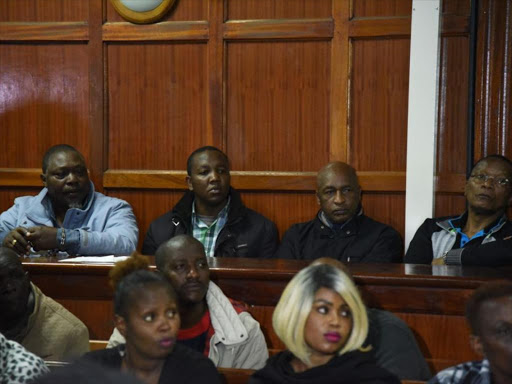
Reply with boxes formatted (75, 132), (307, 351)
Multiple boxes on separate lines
(430, 360), (487, 384)
(81, 346), (121, 366)
(358, 214), (399, 233)
(91, 191), (132, 209)
(285, 218), (318, 234)
(37, 285), (88, 332)
(172, 343), (216, 366)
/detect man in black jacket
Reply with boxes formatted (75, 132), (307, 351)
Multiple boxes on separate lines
(142, 146), (278, 257)
(274, 161), (402, 262)
(405, 155), (512, 266)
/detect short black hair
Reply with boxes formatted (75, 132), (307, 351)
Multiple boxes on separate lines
(471, 155), (512, 179)
(42, 144), (84, 173)
(113, 269), (177, 318)
(186, 146), (229, 176)
(466, 281), (512, 335)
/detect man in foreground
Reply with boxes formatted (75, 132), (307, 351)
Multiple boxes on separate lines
(0, 247), (89, 360)
(109, 235), (269, 369)
(274, 161), (402, 262)
(405, 155), (512, 266)
(0, 144), (138, 256)
(428, 281), (512, 384)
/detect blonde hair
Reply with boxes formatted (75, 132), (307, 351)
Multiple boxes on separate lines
(272, 263), (368, 366)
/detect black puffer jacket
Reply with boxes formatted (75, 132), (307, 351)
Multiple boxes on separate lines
(274, 212), (402, 262)
(142, 188), (278, 257)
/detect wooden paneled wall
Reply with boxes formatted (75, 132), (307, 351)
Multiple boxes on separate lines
(0, 0), (510, 249)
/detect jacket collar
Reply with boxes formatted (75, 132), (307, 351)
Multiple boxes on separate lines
(25, 182), (95, 225)
(173, 187), (247, 225)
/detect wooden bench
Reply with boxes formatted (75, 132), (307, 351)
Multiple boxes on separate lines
(24, 257), (511, 373)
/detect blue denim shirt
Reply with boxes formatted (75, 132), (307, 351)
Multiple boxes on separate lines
(0, 182), (138, 256)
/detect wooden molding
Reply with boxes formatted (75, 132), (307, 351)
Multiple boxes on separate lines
(441, 15), (470, 35)
(348, 17), (411, 37)
(0, 22), (89, 41)
(223, 19), (333, 40)
(0, 169), (42, 187)
(103, 170), (406, 192)
(0, 169), (466, 193)
(102, 21), (209, 41)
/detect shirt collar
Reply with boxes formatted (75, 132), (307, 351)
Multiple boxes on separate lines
(448, 211), (507, 235)
(192, 196), (231, 225)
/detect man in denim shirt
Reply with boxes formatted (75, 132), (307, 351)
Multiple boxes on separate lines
(0, 144), (138, 256)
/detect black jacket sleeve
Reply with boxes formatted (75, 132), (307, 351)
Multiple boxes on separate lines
(258, 219), (279, 258)
(404, 219), (435, 264)
(460, 238), (512, 266)
(273, 225), (299, 259)
(361, 226), (403, 263)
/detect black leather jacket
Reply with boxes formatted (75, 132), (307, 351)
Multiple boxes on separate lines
(142, 188), (278, 258)
(274, 212), (402, 262)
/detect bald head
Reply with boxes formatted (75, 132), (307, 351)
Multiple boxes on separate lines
(0, 247), (22, 268)
(155, 235), (210, 305)
(155, 235), (206, 271)
(317, 162), (358, 190)
(316, 162), (361, 224)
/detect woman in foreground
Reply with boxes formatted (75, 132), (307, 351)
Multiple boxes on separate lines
(81, 253), (220, 384)
(249, 261), (400, 384)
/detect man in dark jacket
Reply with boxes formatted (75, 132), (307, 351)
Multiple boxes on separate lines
(405, 155), (512, 266)
(142, 146), (278, 257)
(274, 162), (402, 262)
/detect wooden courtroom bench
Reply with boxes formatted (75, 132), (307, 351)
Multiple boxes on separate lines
(23, 257), (512, 374)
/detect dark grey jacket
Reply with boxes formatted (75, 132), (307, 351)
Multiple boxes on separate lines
(274, 212), (402, 262)
(142, 188), (278, 257)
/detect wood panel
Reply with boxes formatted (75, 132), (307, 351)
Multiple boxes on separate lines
(350, 38), (410, 172)
(106, 43), (208, 170)
(0, 0), (89, 22)
(0, 44), (90, 168)
(226, 41), (331, 172)
(474, 0), (512, 159)
(352, 0), (412, 18)
(226, 0), (332, 20)
(361, 193), (406, 241)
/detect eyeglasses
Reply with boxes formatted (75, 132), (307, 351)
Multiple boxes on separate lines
(470, 174), (511, 187)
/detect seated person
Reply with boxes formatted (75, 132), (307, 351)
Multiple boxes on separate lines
(0, 247), (89, 360)
(34, 361), (142, 384)
(405, 155), (512, 266)
(249, 261), (400, 384)
(428, 281), (512, 384)
(0, 332), (49, 384)
(109, 235), (268, 369)
(142, 146), (278, 258)
(311, 258), (431, 381)
(274, 162), (402, 262)
(0, 144), (138, 256)
(81, 253), (220, 384)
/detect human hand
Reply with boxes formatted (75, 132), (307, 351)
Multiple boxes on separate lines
(2, 227), (32, 255)
(431, 256), (446, 266)
(25, 226), (59, 251)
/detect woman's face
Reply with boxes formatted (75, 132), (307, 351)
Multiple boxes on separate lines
(304, 287), (353, 365)
(117, 284), (180, 361)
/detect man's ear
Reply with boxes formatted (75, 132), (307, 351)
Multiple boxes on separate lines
(186, 176), (193, 191)
(469, 334), (484, 357)
(40, 173), (47, 187)
(316, 191), (321, 206)
(114, 315), (128, 338)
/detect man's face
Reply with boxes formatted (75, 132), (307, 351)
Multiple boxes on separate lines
(465, 159), (512, 216)
(0, 260), (31, 322)
(41, 151), (90, 210)
(472, 296), (512, 382)
(161, 245), (210, 305)
(186, 150), (230, 208)
(316, 167), (361, 224)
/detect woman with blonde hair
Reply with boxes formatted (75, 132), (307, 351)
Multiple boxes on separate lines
(250, 261), (400, 384)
